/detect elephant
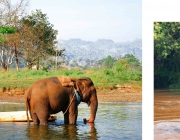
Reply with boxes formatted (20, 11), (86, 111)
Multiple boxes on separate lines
(25, 76), (98, 125)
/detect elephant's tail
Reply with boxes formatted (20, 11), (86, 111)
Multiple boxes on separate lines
(25, 94), (30, 125)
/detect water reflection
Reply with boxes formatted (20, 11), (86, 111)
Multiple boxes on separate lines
(25, 122), (98, 139)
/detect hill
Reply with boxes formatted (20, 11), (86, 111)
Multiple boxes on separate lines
(59, 38), (142, 63)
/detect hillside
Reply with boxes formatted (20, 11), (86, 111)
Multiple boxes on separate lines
(59, 38), (142, 62)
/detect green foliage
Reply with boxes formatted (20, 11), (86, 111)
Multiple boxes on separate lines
(20, 9), (59, 68)
(0, 26), (15, 42)
(0, 36), (5, 42)
(124, 54), (140, 64)
(154, 22), (180, 59)
(0, 64), (142, 88)
(104, 55), (115, 68)
(0, 26), (15, 34)
(0, 53), (141, 88)
(154, 22), (180, 88)
(42, 67), (48, 72)
(103, 69), (114, 76)
(113, 60), (126, 73)
(63, 71), (74, 76)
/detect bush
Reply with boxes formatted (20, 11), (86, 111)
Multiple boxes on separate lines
(42, 67), (48, 72)
(103, 69), (114, 76)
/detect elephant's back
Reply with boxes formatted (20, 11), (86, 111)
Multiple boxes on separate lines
(47, 78), (71, 113)
(33, 77), (71, 113)
(28, 77), (71, 111)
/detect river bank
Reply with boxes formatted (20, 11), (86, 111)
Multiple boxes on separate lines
(0, 87), (142, 103)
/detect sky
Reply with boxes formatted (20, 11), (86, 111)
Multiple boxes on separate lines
(28, 0), (141, 43)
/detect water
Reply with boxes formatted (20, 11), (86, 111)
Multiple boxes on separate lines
(154, 89), (180, 139)
(154, 89), (180, 121)
(0, 102), (142, 140)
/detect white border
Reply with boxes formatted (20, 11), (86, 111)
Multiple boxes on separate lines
(143, 0), (180, 139)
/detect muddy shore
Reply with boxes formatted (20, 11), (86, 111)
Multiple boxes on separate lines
(0, 87), (142, 103)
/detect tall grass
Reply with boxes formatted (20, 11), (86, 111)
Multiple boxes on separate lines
(0, 68), (141, 88)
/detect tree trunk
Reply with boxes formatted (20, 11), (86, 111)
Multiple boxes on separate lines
(15, 58), (19, 71)
(28, 63), (32, 70)
(6, 63), (9, 71)
(36, 57), (39, 70)
(14, 44), (19, 71)
(1, 62), (7, 71)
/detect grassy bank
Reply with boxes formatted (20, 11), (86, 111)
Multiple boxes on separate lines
(0, 68), (142, 89)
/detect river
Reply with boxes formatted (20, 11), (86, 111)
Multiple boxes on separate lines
(0, 101), (142, 139)
(154, 89), (180, 139)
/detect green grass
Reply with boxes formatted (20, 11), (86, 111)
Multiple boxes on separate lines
(0, 68), (142, 88)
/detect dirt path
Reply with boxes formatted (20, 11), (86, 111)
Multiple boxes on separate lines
(0, 88), (142, 103)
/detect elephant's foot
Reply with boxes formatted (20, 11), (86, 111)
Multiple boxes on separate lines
(83, 118), (94, 123)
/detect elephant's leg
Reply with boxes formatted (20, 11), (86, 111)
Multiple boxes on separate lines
(63, 106), (77, 124)
(38, 110), (49, 126)
(64, 112), (69, 124)
(31, 112), (40, 125)
(68, 102), (78, 124)
(30, 98), (50, 126)
(39, 118), (48, 126)
(36, 108), (49, 126)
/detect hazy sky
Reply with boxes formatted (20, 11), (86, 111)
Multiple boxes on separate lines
(29, 0), (141, 42)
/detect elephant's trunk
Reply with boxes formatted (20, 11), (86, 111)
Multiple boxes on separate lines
(88, 91), (98, 123)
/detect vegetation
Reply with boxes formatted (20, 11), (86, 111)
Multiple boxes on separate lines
(104, 55), (115, 68)
(0, 26), (15, 34)
(0, 55), (141, 88)
(154, 22), (180, 88)
(0, 0), (29, 71)
(0, 0), (63, 71)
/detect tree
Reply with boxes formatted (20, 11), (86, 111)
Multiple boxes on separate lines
(46, 48), (65, 69)
(19, 9), (58, 69)
(124, 54), (141, 69)
(104, 55), (115, 68)
(0, 0), (29, 71)
(0, 0), (29, 26)
(0, 26), (16, 70)
(154, 22), (180, 88)
(4, 32), (22, 71)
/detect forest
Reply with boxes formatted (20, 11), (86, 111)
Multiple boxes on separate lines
(154, 22), (180, 88)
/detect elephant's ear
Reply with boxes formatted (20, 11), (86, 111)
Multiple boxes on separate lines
(71, 78), (86, 94)
(71, 78), (80, 91)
